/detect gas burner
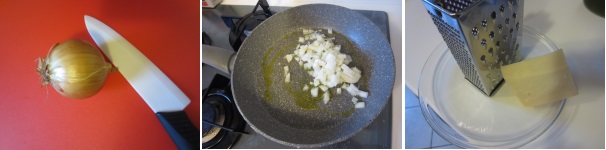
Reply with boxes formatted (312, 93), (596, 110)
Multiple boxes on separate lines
(202, 75), (247, 149)
(222, 0), (273, 51)
(202, 95), (227, 145)
(227, 11), (270, 50)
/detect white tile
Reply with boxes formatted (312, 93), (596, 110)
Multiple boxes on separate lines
(431, 131), (451, 147)
(405, 87), (419, 108)
(432, 144), (461, 149)
(405, 107), (432, 148)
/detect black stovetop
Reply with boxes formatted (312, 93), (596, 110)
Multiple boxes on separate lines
(202, 4), (393, 149)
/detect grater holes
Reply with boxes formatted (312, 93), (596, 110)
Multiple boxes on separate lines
(502, 34), (508, 42)
(481, 19), (487, 30)
(472, 27), (478, 37)
(491, 11), (496, 20)
(509, 0), (517, 7)
(481, 39), (487, 48)
(510, 28), (514, 34)
(481, 55), (486, 63)
(513, 13), (517, 20)
(516, 22), (520, 30)
(489, 31), (495, 40)
(508, 0), (514, 11)
(439, 0), (478, 13)
(499, 5), (505, 14)
(426, 4), (490, 94)
(496, 41), (500, 47)
(488, 47), (494, 56)
(498, 24), (503, 33)
(505, 18), (510, 26)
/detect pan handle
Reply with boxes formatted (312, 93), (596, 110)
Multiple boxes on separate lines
(202, 45), (235, 74)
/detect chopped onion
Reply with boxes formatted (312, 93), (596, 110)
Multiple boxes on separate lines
(303, 84), (309, 91)
(341, 83), (349, 89)
(346, 83), (358, 96)
(323, 91), (330, 104)
(282, 28), (369, 106)
(285, 73), (290, 83)
(310, 87), (319, 97)
(285, 54), (294, 62)
(351, 97), (358, 104)
(319, 85), (328, 91)
(358, 90), (369, 98)
(355, 102), (365, 108)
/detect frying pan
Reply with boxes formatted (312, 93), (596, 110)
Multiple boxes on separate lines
(203, 4), (394, 148)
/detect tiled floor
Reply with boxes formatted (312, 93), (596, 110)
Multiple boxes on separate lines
(405, 87), (460, 149)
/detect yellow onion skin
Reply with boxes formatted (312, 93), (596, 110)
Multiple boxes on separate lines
(38, 39), (111, 99)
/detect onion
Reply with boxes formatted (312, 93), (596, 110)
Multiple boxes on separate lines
(310, 87), (319, 97)
(37, 39), (112, 99)
(355, 102), (365, 108)
(283, 28), (370, 107)
(323, 91), (330, 104)
(346, 83), (358, 96)
(358, 91), (369, 98)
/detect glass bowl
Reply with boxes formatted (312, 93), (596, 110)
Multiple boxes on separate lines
(418, 26), (566, 148)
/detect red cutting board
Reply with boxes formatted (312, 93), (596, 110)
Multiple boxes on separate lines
(0, 1), (200, 149)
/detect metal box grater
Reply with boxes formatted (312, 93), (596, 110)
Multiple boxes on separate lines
(422, 0), (524, 96)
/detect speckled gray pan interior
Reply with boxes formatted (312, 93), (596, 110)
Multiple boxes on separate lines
(231, 4), (395, 148)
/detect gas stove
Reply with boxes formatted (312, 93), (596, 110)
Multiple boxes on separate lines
(202, 3), (393, 149)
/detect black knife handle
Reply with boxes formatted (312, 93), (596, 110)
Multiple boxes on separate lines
(156, 111), (200, 150)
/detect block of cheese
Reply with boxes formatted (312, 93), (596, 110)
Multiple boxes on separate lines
(501, 49), (578, 107)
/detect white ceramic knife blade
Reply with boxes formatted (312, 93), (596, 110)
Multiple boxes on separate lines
(84, 15), (190, 113)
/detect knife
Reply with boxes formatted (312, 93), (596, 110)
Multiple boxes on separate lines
(84, 15), (199, 150)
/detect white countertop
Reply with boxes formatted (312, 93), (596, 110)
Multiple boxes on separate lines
(405, 0), (604, 148)
(218, 0), (403, 148)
